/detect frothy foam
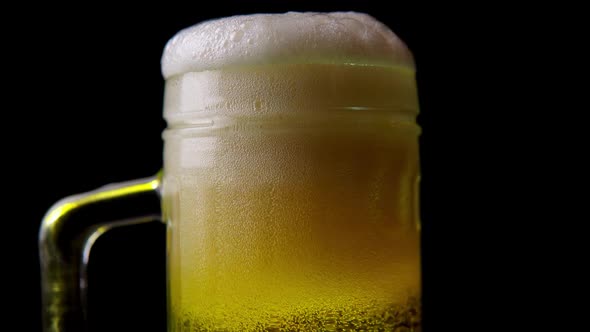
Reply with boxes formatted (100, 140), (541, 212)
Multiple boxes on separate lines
(161, 12), (414, 78)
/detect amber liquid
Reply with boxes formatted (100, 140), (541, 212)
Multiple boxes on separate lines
(163, 65), (421, 331)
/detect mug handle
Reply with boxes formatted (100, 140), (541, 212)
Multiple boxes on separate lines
(39, 172), (163, 332)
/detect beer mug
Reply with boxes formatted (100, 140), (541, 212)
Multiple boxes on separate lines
(40, 12), (422, 331)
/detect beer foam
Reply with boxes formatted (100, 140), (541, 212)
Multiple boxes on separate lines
(161, 12), (414, 78)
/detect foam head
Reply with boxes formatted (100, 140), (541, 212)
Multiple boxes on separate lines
(161, 12), (414, 78)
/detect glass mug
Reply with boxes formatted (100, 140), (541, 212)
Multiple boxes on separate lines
(40, 13), (422, 332)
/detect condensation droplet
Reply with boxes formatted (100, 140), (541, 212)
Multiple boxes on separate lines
(254, 100), (262, 111)
(230, 30), (244, 42)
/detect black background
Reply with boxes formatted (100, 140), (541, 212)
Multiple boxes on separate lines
(6, 1), (523, 331)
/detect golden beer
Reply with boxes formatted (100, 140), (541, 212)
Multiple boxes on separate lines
(162, 63), (421, 331)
